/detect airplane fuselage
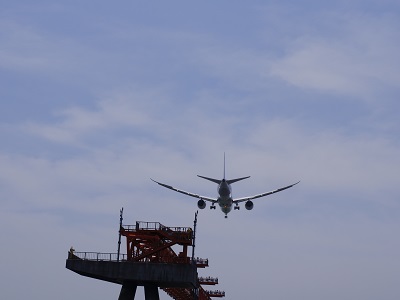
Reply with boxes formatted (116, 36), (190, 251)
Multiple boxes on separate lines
(217, 179), (233, 216)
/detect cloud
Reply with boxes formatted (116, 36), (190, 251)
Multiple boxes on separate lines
(22, 88), (163, 145)
(0, 19), (74, 73)
(3, 89), (397, 221)
(1, 3), (399, 299)
(269, 13), (400, 99)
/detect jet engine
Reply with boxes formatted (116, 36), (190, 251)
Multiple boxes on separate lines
(245, 200), (254, 210)
(197, 199), (206, 209)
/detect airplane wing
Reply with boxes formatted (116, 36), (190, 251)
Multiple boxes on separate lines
(233, 181), (300, 203)
(151, 179), (217, 203)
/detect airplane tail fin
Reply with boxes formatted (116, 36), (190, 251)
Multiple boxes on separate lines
(197, 153), (250, 184)
(223, 152), (226, 179)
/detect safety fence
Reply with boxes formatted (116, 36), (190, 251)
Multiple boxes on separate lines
(69, 251), (127, 261)
(122, 221), (192, 233)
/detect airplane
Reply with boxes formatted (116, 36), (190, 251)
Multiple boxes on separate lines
(151, 155), (300, 218)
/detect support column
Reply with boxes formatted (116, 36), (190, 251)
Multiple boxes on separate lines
(118, 283), (137, 300)
(144, 285), (160, 300)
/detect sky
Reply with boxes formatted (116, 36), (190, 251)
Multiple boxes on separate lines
(1, 1), (399, 299)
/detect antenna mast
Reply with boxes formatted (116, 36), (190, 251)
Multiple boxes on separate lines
(117, 207), (123, 262)
(191, 211), (198, 261)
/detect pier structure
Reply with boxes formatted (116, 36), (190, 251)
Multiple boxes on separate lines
(66, 214), (225, 300)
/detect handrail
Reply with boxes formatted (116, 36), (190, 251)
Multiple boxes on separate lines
(69, 251), (127, 262)
(193, 257), (209, 265)
(122, 221), (192, 233)
(199, 276), (218, 284)
(68, 251), (201, 265)
(206, 290), (225, 297)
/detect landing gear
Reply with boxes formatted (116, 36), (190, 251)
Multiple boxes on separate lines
(210, 205), (216, 209)
(234, 205), (240, 210)
(224, 215), (228, 219)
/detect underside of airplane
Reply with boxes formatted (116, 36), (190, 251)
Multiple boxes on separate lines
(151, 175), (299, 218)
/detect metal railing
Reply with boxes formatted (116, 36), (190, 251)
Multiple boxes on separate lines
(68, 251), (202, 265)
(199, 276), (219, 284)
(193, 257), (209, 266)
(206, 290), (225, 297)
(69, 251), (127, 262)
(122, 221), (192, 233)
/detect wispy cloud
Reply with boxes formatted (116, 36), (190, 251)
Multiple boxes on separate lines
(6, 87), (397, 216)
(269, 13), (400, 99)
(1, 2), (399, 300)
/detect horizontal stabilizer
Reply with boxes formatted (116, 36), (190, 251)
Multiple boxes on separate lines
(197, 175), (221, 184)
(226, 176), (250, 184)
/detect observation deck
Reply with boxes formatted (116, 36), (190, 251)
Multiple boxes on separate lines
(66, 217), (224, 300)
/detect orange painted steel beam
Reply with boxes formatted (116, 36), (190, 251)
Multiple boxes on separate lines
(119, 221), (222, 300)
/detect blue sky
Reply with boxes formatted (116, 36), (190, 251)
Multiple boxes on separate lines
(1, 1), (399, 299)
